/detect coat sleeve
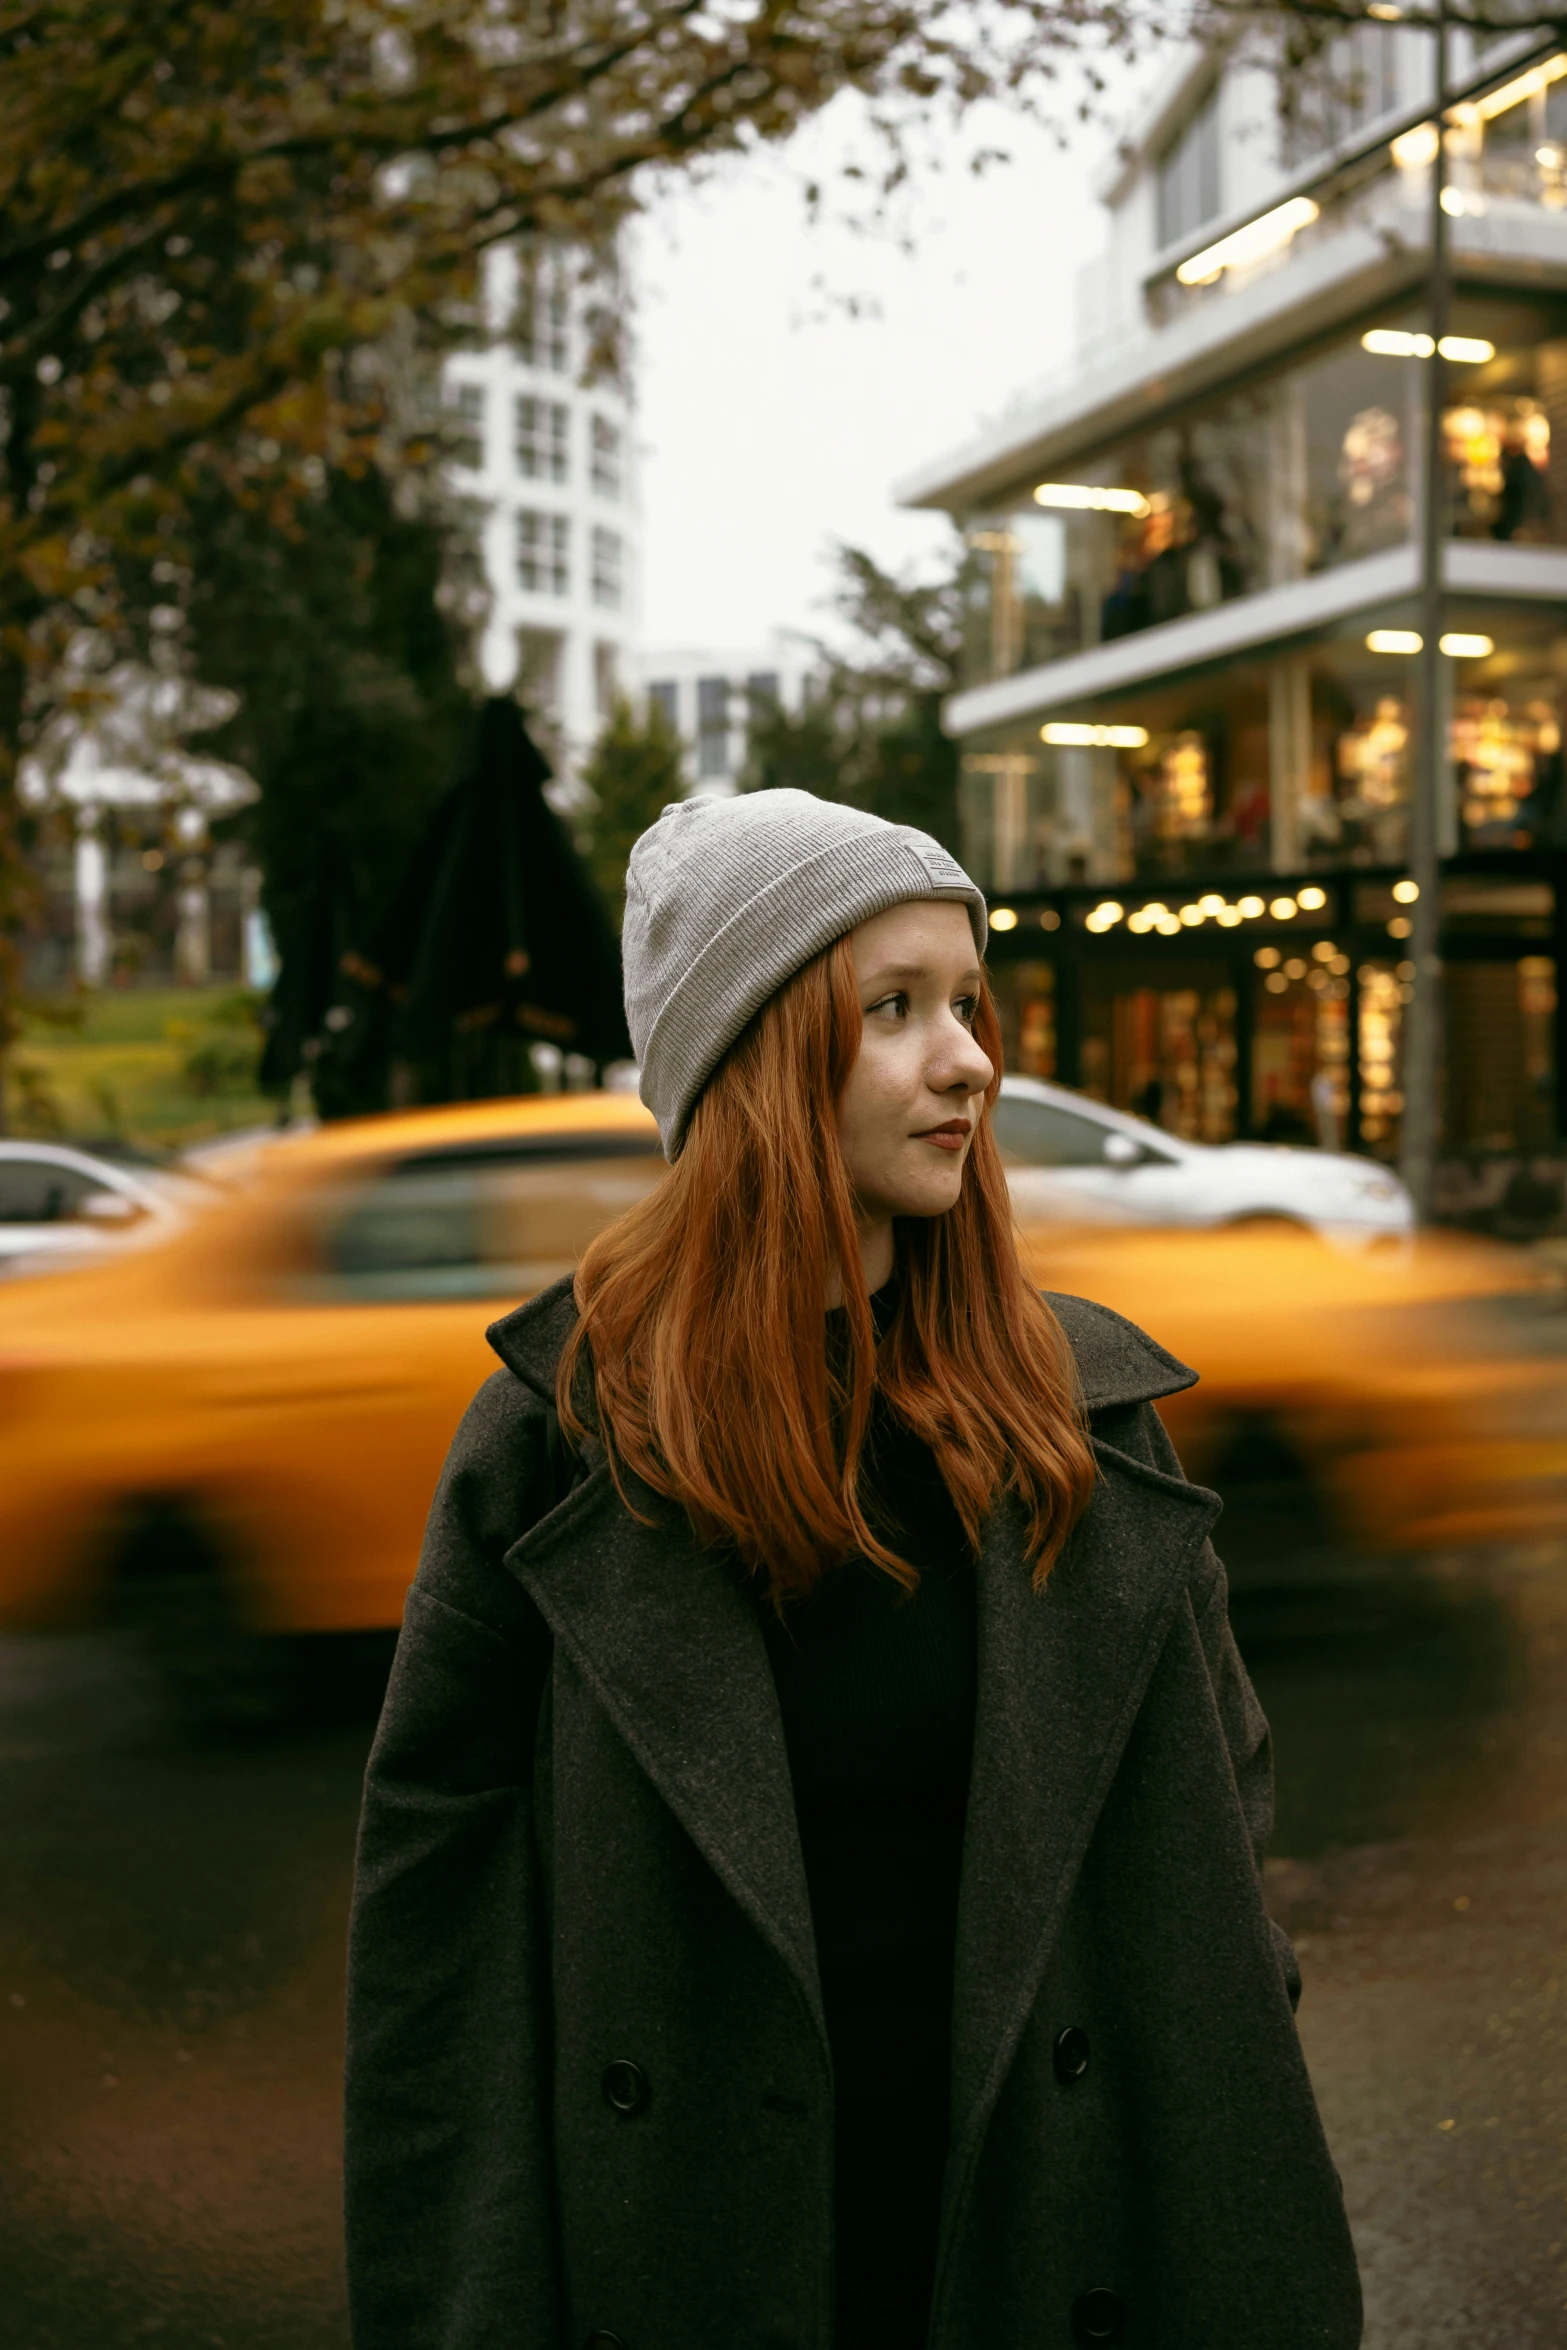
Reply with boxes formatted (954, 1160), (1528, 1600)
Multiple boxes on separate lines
(344, 1370), (563, 2350)
(1095, 1398), (1303, 2014)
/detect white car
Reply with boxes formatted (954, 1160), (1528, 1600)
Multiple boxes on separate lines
(0, 1141), (189, 1272)
(994, 1076), (1414, 1245)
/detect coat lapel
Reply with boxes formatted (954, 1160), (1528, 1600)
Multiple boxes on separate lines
(948, 1435), (1222, 2156)
(503, 1459), (826, 2058)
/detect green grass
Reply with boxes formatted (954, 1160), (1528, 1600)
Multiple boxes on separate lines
(7, 987), (278, 1151)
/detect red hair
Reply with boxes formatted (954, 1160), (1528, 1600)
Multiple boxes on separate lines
(558, 935), (1094, 1603)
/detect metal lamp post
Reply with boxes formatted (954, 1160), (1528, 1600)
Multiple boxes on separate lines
(1399, 3), (1450, 1216)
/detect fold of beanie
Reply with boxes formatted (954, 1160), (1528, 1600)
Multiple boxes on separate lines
(622, 788), (988, 1157)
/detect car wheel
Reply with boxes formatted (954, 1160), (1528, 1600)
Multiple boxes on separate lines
(111, 1498), (293, 1737)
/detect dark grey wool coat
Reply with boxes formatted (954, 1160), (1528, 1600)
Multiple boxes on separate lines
(344, 1277), (1362, 2350)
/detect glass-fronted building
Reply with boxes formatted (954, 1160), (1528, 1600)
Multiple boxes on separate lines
(902, 32), (1567, 1162)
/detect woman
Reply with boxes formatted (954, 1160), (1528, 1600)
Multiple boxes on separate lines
(344, 789), (1361, 2350)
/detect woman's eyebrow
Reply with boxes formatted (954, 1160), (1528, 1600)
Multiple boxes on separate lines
(863, 961), (984, 988)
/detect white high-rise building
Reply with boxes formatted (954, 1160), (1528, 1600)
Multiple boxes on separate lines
(443, 244), (639, 778)
(636, 635), (821, 793)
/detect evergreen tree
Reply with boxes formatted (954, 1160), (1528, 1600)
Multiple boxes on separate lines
(578, 693), (687, 927)
(187, 467), (475, 968)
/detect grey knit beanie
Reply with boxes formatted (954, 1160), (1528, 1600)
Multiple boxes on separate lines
(622, 787), (988, 1157)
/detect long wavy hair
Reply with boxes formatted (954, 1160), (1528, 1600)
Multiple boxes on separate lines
(557, 934), (1095, 1604)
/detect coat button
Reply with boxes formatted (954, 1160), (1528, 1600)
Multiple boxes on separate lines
(601, 2059), (650, 2117)
(1072, 2287), (1126, 2344)
(1054, 2025), (1091, 2083)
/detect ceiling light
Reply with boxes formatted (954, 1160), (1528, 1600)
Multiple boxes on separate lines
(1180, 905), (1204, 925)
(1176, 196), (1319, 287)
(1391, 122), (1440, 171)
(1361, 328), (1496, 363)
(1033, 483), (1150, 517)
(1270, 897), (1299, 920)
(1367, 629), (1423, 654)
(1238, 895), (1266, 918)
(1439, 631), (1494, 658)
(1475, 53), (1567, 123)
(990, 906), (1019, 931)
(1085, 901), (1124, 932)
(1297, 885), (1328, 910)
(1217, 905), (1243, 927)
(1040, 722), (1150, 748)
(1392, 878), (1420, 903)
(1198, 893), (1225, 916)
(1367, 2), (1401, 17)
(1363, 328), (1432, 358)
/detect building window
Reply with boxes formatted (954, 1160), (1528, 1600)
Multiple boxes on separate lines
(517, 510), (569, 597)
(447, 381), (486, 471)
(591, 526), (622, 609)
(516, 628), (563, 720)
(1156, 83), (1221, 251)
(514, 270), (570, 374)
(516, 397), (569, 482)
(591, 414), (622, 499)
(649, 680), (679, 729)
(697, 676), (732, 779)
(1282, 24), (1402, 166)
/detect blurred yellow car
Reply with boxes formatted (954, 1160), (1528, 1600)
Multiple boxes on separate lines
(1017, 1222), (1567, 1566)
(0, 1088), (1563, 1711)
(0, 1094), (667, 1655)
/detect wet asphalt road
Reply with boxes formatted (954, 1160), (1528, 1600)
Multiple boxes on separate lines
(0, 1551), (1564, 2349)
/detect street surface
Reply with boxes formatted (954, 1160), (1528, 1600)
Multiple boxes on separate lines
(0, 1548), (1563, 2348)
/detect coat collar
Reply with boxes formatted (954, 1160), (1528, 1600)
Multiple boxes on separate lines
(485, 1274), (1200, 1419)
(489, 1277), (1216, 2129)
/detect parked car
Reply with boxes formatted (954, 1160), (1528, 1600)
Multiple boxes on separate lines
(0, 1091), (1556, 1723)
(0, 1139), (189, 1272)
(994, 1075), (1414, 1245)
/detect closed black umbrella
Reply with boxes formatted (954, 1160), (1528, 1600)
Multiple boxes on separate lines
(330, 697), (630, 1107)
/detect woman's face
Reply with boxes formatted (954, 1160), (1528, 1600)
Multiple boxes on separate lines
(838, 899), (993, 1227)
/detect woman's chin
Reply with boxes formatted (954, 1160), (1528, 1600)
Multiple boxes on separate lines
(888, 1175), (966, 1222)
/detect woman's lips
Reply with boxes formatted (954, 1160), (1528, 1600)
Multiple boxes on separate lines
(918, 1121), (971, 1154)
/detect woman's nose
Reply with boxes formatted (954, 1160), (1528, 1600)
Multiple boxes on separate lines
(935, 1021), (993, 1097)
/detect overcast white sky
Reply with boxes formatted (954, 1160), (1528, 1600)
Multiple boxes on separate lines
(633, 91), (1125, 658)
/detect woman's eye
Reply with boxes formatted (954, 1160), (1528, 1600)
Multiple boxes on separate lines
(955, 994), (980, 1025)
(868, 991), (908, 1019)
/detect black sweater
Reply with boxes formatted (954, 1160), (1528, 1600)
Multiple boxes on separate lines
(747, 1358), (978, 2350)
